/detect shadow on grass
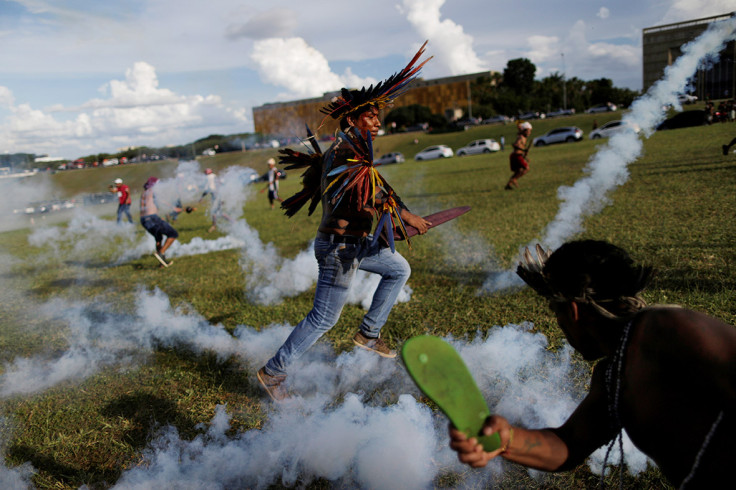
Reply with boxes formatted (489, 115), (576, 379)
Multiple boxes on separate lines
(641, 163), (731, 177)
(167, 348), (260, 398)
(43, 277), (114, 290)
(101, 392), (198, 450)
(7, 444), (116, 489)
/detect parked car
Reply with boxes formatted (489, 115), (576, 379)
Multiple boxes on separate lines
(517, 111), (545, 120)
(586, 102), (618, 114)
(589, 120), (641, 139)
(656, 110), (707, 130)
(547, 108), (576, 117)
(677, 93), (698, 105)
(414, 145), (453, 161)
(533, 126), (584, 146)
(456, 139), (501, 156)
(375, 152), (405, 164)
(481, 115), (510, 125)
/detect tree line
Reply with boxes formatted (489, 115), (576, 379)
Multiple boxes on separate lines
(385, 57), (640, 132)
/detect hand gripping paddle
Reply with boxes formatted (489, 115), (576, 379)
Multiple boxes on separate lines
(402, 335), (501, 451)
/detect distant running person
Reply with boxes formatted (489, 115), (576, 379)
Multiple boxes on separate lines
(267, 158), (280, 209)
(505, 121), (532, 190)
(109, 178), (133, 224)
(140, 177), (178, 267)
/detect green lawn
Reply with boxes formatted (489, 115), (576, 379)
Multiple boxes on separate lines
(1, 113), (735, 489)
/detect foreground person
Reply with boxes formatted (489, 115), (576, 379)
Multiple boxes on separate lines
(257, 43), (433, 401)
(449, 240), (735, 488)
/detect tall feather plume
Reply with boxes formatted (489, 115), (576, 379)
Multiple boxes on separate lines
(516, 244), (555, 297)
(278, 126), (324, 217)
(317, 41), (432, 130)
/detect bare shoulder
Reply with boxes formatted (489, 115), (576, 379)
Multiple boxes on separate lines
(635, 306), (736, 359)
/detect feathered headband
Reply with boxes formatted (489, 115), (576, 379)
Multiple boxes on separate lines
(317, 41), (433, 130)
(516, 244), (652, 319)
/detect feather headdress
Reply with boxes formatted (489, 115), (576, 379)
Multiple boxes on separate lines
(278, 125), (324, 217)
(317, 41), (432, 130)
(516, 242), (652, 319)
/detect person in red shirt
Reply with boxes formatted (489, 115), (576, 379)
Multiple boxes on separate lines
(109, 178), (133, 223)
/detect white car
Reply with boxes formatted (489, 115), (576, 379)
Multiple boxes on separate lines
(375, 152), (405, 164)
(589, 120), (641, 139)
(586, 103), (618, 114)
(414, 145), (453, 161)
(533, 127), (583, 146)
(456, 139), (501, 156)
(677, 93), (698, 104)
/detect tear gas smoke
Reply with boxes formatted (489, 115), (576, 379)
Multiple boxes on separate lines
(0, 277), (648, 487)
(106, 322), (649, 489)
(235, 222), (412, 308)
(481, 15), (736, 294)
(26, 162), (259, 264)
(0, 173), (58, 233)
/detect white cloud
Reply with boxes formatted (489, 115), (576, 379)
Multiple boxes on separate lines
(597, 7), (610, 19)
(527, 35), (561, 66)
(661, 0), (735, 24)
(0, 62), (249, 158)
(400, 0), (487, 75)
(0, 86), (14, 109)
(250, 37), (377, 99)
(524, 20), (640, 87)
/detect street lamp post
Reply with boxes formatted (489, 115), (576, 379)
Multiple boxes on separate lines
(562, 53), (567, 111)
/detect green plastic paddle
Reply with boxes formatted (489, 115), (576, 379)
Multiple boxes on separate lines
(402, 335), (501, 451)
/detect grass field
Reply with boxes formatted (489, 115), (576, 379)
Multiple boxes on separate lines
(0, 111), (735, 489)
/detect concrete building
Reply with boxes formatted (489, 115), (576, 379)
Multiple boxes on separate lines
(643, 12), (735, 99)
(252, 71), (495, 137)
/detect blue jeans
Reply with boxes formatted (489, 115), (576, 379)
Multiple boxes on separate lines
(117, 203), (133, 223)
(264, 236), (411, 376)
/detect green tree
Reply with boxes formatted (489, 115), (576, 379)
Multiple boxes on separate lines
(503, 58), (536, 96)
(385, 104), (434, 129)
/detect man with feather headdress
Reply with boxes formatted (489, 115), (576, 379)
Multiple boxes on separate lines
(257, 43), (433, 401)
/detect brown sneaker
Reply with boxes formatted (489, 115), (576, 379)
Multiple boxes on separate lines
(257, 367), (289, 401)
(353, 332), (397, 358)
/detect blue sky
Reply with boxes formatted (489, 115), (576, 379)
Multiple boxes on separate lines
(0, 0), (733, 159)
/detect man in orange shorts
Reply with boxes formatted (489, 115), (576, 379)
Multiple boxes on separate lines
(505, 121), (532, 190)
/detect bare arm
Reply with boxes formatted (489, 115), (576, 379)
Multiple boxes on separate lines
(449, 418), (569, 470)
(449, 363), (616, 471)
(400, 208), (431, 234)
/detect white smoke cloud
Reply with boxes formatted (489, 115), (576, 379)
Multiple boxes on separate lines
(0, 268), (650, 487)
(233, 219), (412, 308)
(105, 322), (649, 489)
(400, 0), (486, 75)
(250, 38), (378, 99)
(0, 173), (58, 232)
(0, 63), (249, 159)
(481, 14), (736, 293)
(597, 7), (610, 19)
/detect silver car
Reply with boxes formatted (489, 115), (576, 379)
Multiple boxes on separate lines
(375, 152), (405, 164)
(414, 145), (454, 161)
(456, 139), (501, 156)
(533, 127), (584, 146)
(589, 120), (641, 139)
